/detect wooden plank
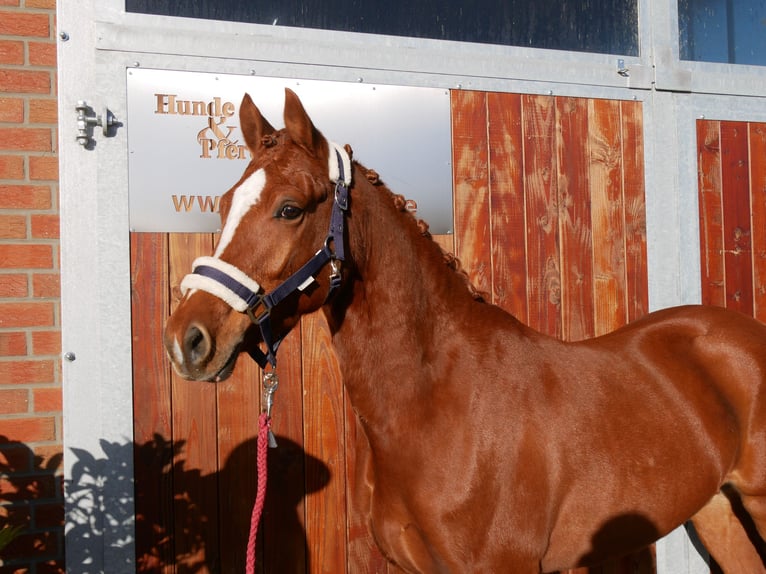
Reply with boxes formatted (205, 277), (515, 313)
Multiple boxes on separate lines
(697, 121), (726, 307)
(588, 98), (627, 336)
(130, 232), (176, 571)
(619, 101), (648, 322)
(487, 91), (527, 319)
(431, 233), (454, 254)
(302, 313), (347, 572)
(750, 123), (766, 322)
(522, 94), (561, 336)
(262, 325), (311, 574)
(168, 232), (220, 570)
(215, 351), (261, 573)
(345, 400), (390, 573)
(720, 121), (754, 315)
(451, 90), (492, 297)
(556, 97), (595, 342)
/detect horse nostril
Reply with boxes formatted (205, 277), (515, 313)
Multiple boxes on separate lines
(184, 323), (212, 367)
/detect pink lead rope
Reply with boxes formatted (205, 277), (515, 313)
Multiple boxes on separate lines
(246, 411), (272, 574)
(246, 372), (279, 574)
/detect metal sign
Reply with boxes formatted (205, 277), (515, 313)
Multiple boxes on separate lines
(127, 69), (453, 233)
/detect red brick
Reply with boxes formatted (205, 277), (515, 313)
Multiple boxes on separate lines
(28, 41), (56, 67)
(30, 214), (58, 238)
(33, 502), (63, 528)
(0, 274), (28, 297)
(0, 0), (20, 7)
(31, 273), (58, 298)
(0, 244), (53, 268)
(0, 302), (55, 328)
(0, 155), (25, 178)
(32, 388), (60, 412)
(0, 11), (50, 37)
(0, 185), (51, 209)
(1, 528), (60, 563)
(0, 39), (23, 64)
(31, 330), (59, 355)
(25, 0), (55, 9)
(0, 442), (32, 472)
(0, 128), (52, 151)
(0, 360), (55, 384)
(0, 331), (27, 355)
(0, 69), (51, 94)
(0, 97), (24, 122)
(0, 215), (27, 239)
(28, 99), (56, 124)
(0, 417), (56, 443)
(28, 156), (57, 180)
(0, 389), (29, 414)
(31, 445), (62, 472)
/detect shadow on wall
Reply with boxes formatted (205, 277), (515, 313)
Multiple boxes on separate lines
(65, 433), (329, 573)
(0, 436), (64, 573)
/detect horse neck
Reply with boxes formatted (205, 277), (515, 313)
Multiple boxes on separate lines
(323, 167), (484, 425)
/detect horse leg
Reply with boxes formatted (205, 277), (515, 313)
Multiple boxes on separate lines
(739, 491), (766, 557)
(690, 490), (766, 573)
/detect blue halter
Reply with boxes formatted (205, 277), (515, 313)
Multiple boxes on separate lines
(186, 148), (350, 370)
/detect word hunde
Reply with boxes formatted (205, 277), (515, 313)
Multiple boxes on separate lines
(154, 93), (250, 160)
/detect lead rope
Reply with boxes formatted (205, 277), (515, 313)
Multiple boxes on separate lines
(246, 372), (279, 574)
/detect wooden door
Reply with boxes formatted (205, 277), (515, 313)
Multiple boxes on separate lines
(130, 89), (650, 573)
(698, 120), (766, 319)
(451, 91), (651, 574)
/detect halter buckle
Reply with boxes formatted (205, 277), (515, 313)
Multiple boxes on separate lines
(329, 259), (342, 288)
(246, 296), (270, 326)
(335, 181), (349, 210)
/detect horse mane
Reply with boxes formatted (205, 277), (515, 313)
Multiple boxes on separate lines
(345, 144), (488, 304)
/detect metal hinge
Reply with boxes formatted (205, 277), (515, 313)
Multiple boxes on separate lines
(75, 101), (118, 147)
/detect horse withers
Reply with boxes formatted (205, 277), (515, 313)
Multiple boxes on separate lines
(164, 88), (766, 573)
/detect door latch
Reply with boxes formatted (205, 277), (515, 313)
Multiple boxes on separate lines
(75, 101), (118, 147)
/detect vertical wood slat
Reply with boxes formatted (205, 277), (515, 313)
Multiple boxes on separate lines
(216, 354), (261, 574)
(751, 123), (766, 323)
(130, 232), (176, 571)
(556, 97), (595, 342)
(620, 101), (648, 322)
(263, 326), (311, 574)
(720, 121), (754, 315)
(589, 98), (627, 336)
(302, 313), (347, 573)
(698, 121), (726, 307)
(452, 90), (491, 296)
(522, 94), (561, 336)
(168, 233), (219, 569)
(487, 91), (527, 319)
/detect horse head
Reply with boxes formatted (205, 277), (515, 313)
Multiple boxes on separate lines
(163, 89), (351, 381)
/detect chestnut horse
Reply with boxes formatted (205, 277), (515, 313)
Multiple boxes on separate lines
(164, 89), (766, 573)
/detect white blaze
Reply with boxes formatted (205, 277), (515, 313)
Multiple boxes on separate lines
(214, 168), (266, 257)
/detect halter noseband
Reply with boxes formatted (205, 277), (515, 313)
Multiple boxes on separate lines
(179, 143), (352, 370)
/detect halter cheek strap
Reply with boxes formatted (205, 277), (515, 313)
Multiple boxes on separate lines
(179, 143), (351, 371)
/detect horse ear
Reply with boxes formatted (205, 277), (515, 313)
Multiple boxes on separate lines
(283, 88), (324, 156)
(239, 93), (275, 155)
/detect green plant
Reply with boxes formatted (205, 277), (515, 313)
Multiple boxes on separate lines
(0, 524), (24, 555)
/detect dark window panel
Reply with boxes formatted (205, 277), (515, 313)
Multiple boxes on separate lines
(125, 0), (639, 56)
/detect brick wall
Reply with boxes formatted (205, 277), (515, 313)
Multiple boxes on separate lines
(0, 0), (64, 572)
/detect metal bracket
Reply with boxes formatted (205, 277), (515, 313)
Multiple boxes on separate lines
(75, 100), (117, 147)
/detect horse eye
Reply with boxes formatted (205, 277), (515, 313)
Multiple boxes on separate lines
(279, 204), (303, 220)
